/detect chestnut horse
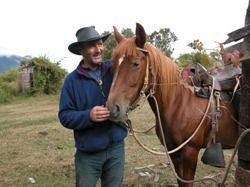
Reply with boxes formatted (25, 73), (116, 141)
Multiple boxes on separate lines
(106, 23), (239, 187)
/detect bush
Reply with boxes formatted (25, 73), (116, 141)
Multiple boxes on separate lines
(0, 87), (10, 103)
(21, 55), (68, 95)
(0, 69), (22, 103)
(2, 68), (21, 82)
(0, 55), (67, 103)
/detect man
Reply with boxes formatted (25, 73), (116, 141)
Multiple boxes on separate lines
(58, 26), (128, 187)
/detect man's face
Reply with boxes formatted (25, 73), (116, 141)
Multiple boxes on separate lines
(77, 39), (104, 69)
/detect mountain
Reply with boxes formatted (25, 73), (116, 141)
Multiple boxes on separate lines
(0, 55), (22, 74)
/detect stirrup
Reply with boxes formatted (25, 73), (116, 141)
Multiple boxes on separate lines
(201, 143), (225, 168)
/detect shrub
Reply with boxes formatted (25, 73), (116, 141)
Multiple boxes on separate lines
(21, 55), (67, 95)
(0, 69), (22, 103)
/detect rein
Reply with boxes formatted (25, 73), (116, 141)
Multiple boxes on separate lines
(126, 47), (215, 156)
(120, 46), (246, 186)
(125, 79), (215, 155)
(122, 47), (227, 185)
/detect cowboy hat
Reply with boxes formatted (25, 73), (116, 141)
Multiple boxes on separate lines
(68, 26), (111, 55)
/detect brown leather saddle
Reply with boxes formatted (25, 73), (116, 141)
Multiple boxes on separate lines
(181, 63), (241, 100)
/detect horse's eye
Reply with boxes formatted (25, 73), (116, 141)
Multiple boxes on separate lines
(130, 61), (140, 68)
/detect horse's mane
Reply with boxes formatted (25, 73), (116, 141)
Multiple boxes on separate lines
(112, 37), (179, 101)
(144, 43), (179, 102)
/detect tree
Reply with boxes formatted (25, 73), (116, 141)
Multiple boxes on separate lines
(103, 28), (135, 60)
(121, 28), (134, 38)
(148, 28), (178, 58)
(103, 31), (117, 60)
(176, 53), (194, 67)
(176, 39), (223, 70)
(102, 27), (178, 60)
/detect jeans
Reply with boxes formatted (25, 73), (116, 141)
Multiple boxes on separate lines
(74, 141), (125, 187)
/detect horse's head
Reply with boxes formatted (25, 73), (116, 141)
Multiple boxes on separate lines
(106, 23), (149, 122)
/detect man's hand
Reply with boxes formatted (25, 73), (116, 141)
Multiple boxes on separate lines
(90, 105), (110, 122)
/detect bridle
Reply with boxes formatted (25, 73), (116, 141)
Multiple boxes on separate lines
(118, 45), (246, 186)
(124, 46), (216, 156)
(126, 47), (152, 114)
(121, 46), (224, 185)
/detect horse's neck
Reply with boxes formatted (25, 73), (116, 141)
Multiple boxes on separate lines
(151, 75), (194, 115)
(148, 57), (196, 113)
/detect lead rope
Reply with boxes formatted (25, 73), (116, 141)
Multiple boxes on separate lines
(148, 78), (220, 185)
(127, 77), (215, 155)
(123, 77), (222, 185)
(124, 76), (248, 186)
(125, 47), (223, 184)
(220, 128), (250, 186)
(130, 46), (216, 156)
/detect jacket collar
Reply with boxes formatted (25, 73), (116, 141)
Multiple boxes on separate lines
(77, 59), (111, 77)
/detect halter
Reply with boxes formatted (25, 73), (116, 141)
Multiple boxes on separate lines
(120, 44), (244, 186)
(126, 47), (153, 113)
(126, 46), (217, 156)
(136, 47), (150, 91)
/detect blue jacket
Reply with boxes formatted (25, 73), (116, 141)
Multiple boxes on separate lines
(58, 60), (128, 153)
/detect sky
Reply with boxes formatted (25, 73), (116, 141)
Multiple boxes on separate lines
(0, 0), (248, 72)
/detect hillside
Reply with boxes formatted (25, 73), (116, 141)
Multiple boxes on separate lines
(0, 55), (22, 74)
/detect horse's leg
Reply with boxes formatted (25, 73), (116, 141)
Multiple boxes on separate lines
(181, 146), (200, 187)
(170, 152), (185, 186)
(171, 146), (199, 187)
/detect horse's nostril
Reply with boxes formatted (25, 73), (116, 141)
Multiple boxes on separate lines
(113, 105), (120, 118)
(115, 105), (120, 112)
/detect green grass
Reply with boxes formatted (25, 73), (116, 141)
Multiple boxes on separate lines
(0, 95), (237, 186)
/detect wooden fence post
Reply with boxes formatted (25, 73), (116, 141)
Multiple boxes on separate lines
(235, 58), (250, 186)
(223, 1), (250, 186)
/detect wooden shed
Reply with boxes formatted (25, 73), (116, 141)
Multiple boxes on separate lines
(21, 64), (34, 91)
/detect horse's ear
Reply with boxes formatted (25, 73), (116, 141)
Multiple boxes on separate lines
(135, 23), (147, 48)
(113, 26), (124, 43)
